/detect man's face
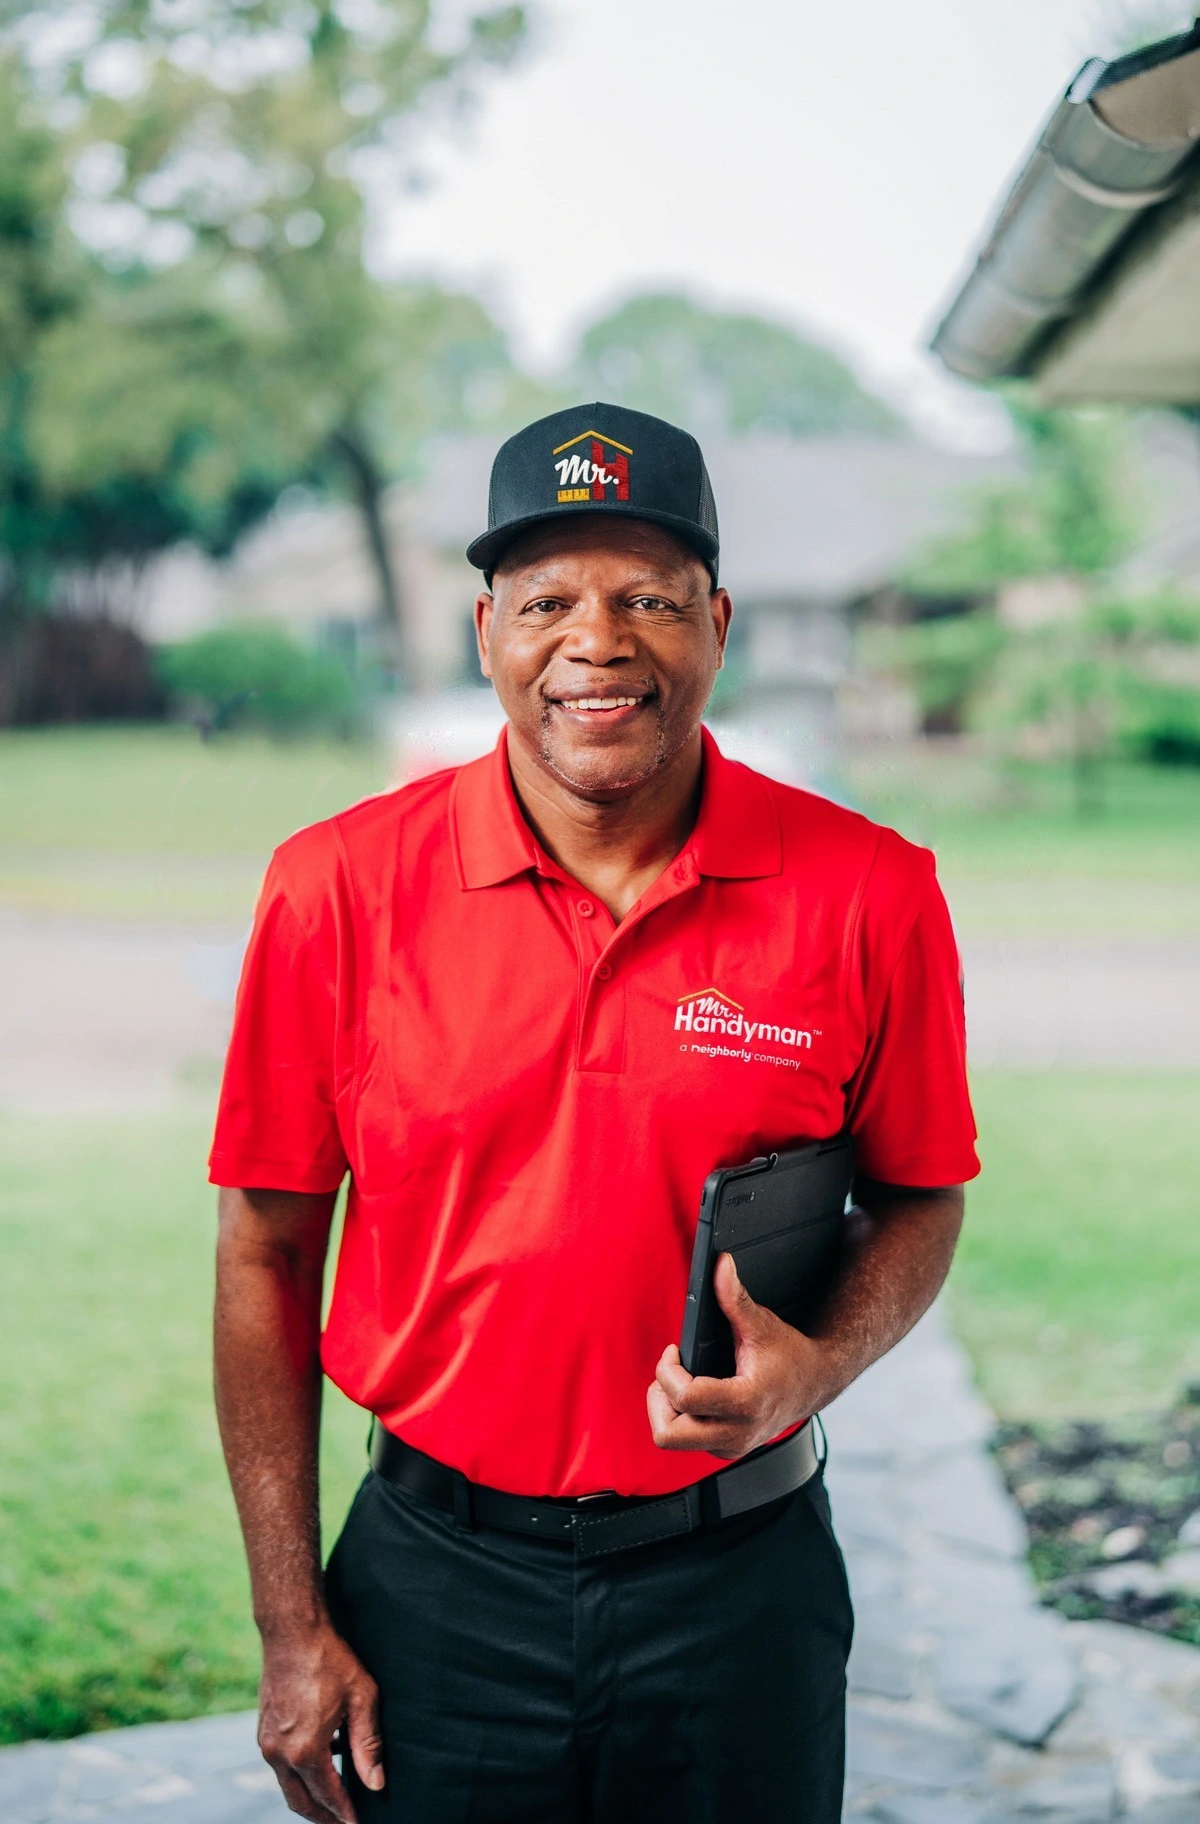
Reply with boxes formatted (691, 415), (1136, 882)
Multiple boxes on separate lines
(476, 518), (732, 799)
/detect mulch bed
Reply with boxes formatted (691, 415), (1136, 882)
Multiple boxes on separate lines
(993, 1384), (1200, 1647)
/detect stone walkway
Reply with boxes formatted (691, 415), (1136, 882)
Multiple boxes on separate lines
(828, 1308), (1200, 1822)
(3, 1307), (1199, 1821)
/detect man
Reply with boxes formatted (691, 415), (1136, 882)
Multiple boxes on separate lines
(212, 403), (979, 1824)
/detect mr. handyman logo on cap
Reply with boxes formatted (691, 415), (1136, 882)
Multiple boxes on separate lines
(552, 430), (632, 505)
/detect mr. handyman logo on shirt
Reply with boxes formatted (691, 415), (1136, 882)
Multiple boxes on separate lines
(674, 988), (818, 1055)
(553, 430), (632, 504)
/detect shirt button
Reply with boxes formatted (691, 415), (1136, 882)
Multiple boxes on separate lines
(595, 962), (613, 981)
(578, 900), (595, 918)
(673, 863), (688, 882)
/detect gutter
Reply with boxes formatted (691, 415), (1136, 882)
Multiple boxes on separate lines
(931, 25), (1200, 382)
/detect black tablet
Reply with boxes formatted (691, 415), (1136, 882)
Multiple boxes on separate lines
(679, 1136), (854, 1379)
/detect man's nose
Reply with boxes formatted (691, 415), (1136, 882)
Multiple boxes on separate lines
(558, 600), (637, 665)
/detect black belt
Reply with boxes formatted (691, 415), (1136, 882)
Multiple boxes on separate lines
(368, 1419), (822, 1561)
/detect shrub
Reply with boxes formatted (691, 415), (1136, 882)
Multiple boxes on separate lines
(1118, 679), (1200, 767)
(0, 616), (167, 726)
(157, 622), (358, 735)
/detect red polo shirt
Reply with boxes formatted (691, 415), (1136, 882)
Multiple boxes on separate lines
(210, 728), (978, 1499)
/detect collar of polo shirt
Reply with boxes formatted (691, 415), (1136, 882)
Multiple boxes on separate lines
(451, 727), (783, 892)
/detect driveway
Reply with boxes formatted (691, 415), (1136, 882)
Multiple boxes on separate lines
(1, 912), (1197, 1113)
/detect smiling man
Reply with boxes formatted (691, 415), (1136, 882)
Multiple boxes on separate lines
(211, 403), (979, 1824)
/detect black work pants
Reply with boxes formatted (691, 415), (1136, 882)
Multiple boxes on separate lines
(324, 1465), (853, 1824)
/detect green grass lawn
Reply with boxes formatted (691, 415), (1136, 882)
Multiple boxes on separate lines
(2, 1077), (1198, 1742)
(848, 747), (1200, 939)
(952, 1072), (1200, 1418)
(0, 1112), (364, 1744)
(0, 726), (389, 920)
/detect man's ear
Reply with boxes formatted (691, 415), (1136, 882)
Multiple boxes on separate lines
(712, 589), (733, 669)
(474, 593), (494, 679)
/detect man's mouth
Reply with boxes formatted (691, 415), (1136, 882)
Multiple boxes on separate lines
(555, 695), (646, 714)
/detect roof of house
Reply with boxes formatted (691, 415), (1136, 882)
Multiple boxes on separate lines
(931, 24), (1200, 404)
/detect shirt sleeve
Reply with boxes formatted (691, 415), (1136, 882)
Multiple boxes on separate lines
(845, 854), (980, 1188)
(208, 854), (349, 1193)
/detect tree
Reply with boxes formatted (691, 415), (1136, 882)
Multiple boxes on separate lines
(905, 398), (1134, 596)
(0, 96), (294, 643)
(26, 260), (543, 631)
(895, 393), (1141, 809)
(3, 0), (528, 672)
(0, 48), (87, 628)
(571, 292), (901, 438)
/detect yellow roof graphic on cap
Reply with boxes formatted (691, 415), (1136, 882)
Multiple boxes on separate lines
(552, 430), (634, 456)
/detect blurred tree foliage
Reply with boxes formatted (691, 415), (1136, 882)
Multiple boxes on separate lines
(0, 55), (252, 629)
(0, 0), (532, 674)
(872, 394), (1200, 794)
(876, 396), (1162, 807)
(572, 293), (901, 438)
(904, 399), (1136, 595)
(968, 588), (1200, 775)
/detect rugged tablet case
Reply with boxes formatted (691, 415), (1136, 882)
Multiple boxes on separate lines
(679, 1136), (854, 1379)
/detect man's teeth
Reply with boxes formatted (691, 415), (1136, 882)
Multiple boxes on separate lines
(560, 696), (642, 711)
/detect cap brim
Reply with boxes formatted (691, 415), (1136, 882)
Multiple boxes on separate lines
(467, 505), (719, 580)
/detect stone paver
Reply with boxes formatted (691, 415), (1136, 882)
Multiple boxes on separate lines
(0, 1712), (285, 1822)
(4, 1306), (1199, 1820)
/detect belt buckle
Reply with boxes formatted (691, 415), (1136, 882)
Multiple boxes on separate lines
(568, 1489), (618, 1527)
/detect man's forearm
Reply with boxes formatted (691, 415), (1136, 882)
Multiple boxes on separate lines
(214, 1186), (336, 1639)
(214, 1187), (384, 1821)
(806, 1182), (964, 1407)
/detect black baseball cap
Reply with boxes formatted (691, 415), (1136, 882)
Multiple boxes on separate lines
(466, 402), (720, 586)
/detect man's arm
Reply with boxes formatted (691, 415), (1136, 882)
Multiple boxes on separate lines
(648, 1180), (964, 1459)
(214, 1186), (384, 1824)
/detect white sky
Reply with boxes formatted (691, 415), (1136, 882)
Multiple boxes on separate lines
(377, 0), (1196, 447)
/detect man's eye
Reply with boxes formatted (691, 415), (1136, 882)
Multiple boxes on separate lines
(631, 596), (677, 613)
(521, 599), (566, 615)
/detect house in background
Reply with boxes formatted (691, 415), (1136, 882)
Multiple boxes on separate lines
(140, 431), (1015, 776)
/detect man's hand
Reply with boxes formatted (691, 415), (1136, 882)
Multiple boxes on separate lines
(258, 1622), (384, 1824)
(648, 1184), (966, 1459)
(648, 1253), (831, 1458)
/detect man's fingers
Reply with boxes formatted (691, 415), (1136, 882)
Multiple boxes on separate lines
(647, 1378), (749, 1456)
(274, 1763), (350, 1824)
(713, 1251), (775, 1342)
(345, 1679), (386, 1793)
(273, 1766), (322, 1821)
(655, 1348), (752, 1420)
(293, 1756), (356, 1824)
(262, 1738), (354, 1824)
(647, 1377), (682, 1435)
(653, 1349), (693, 1409)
